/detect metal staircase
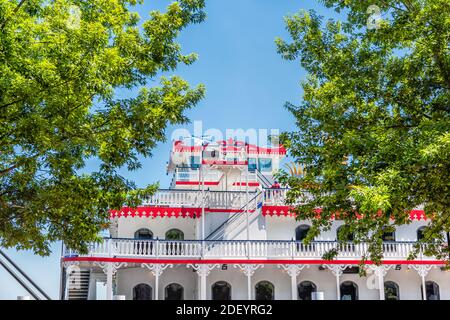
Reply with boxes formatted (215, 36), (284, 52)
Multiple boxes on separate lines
(205, 191), (263, 240)
(66, 269), (91, 300)
(256, 169), (274, 188)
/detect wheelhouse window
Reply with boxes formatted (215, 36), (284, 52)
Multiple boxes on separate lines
(190, 155), (200, 169)
(298, 281), (317, 300)
(340, 281), (358, 300)
(248, 158), (257, 171)
(384, 281), (400, 300)
(133, 283), (152, 300)
(258, 158), (272, 172)
(255, 281), (274, 300)
(165, 283), (183, 300)
(212, 281), (231, 300)
(422, 281), (440, 300)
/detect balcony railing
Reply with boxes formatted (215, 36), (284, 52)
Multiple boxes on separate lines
(139, 188), (295, 208)
(63, 239), (433, 261)
(141, 189), (259, 209)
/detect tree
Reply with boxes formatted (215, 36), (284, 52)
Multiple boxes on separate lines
(276, 0), (450, 263)
(0, 0), (206, 255)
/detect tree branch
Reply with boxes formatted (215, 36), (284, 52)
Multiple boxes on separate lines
(0, 0), (27, 30)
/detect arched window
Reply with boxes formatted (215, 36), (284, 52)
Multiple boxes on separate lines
(340, 281), (358, 300)
(134, 228), (153, 239)
(384, 281), (400, 300)
(165, 283), (183, 300)
(255, 281), (275, 300)
(212, 281), (231, 300)
(337, 225), (355, 252)
(337, 225), (354, 242)
(165, 229), (184, 240)
(134, 228), (153, 255)
(417, 227), (426, 241)
(133, 283), (152, 300)
(295, 225), (310, 242)
(165, 229), (184, 255)
(298, 281), (317, 300)
(422, 281), (440, 300)
(382, 229), (396, 242)
(295, 225), (314, 252)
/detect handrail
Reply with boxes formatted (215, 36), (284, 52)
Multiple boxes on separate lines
(63, 239), (432, 261)
(0, 249), (52, 300)
(256, 169), (273, 188)
(205, 191), (262, 240)
(71, 237), (431, 245)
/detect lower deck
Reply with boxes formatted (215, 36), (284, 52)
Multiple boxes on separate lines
(62, 261), (449, 300)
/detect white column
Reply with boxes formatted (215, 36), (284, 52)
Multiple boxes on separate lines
(410, 265), (433, 300)
(367, 265), (392, 300)
(106, 264), (113, 300)
(323, 264), (349, 300)
(234, 264), (263, 300)
(278, 264), (308, 300)
(94, 262), (127, 300)
(201, 165), (205, 240)
(188, 264), (220, 300)
(142, 264), (173, 300)
(63, 261), (80, 300)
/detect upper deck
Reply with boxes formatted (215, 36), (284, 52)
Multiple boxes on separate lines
(167, 138), (286, 190)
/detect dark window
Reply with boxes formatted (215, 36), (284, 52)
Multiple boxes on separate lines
(258, 158), (272, 172)
(255, 281), (274, 300)
(248, 158), (257, 171)
(165, 229), (184, 255)
(340, 281), (358, 300)
(134, 229), (153, 255)
(165, 229), (184, 240)
(382, 230), (396, 242)
(165, 283), (183, 300)
(337, 225), (354, 242)
(212, 281), (231, 300)
(295, 225), (310, 242)
(133, 283), (152, 300)
(342, 266), (360, 274)
(417, 227), (426, 241)
(384, 281), (400, 300)
(298, 281), (317, 300)
(190, 156), (200, 169)
(422, 281), (440, 300)
(134, 228), (153, 239)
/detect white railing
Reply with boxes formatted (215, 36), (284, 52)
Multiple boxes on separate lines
(142, 189), (202, 207)
(64, 239), (431, 261)
(140, 189), (257, 209)
(263, 189), (313, 206)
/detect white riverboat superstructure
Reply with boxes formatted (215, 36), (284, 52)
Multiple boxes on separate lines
(60, 138), (450, 300)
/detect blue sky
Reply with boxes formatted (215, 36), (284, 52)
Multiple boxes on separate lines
(0, 0), (340, 299)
